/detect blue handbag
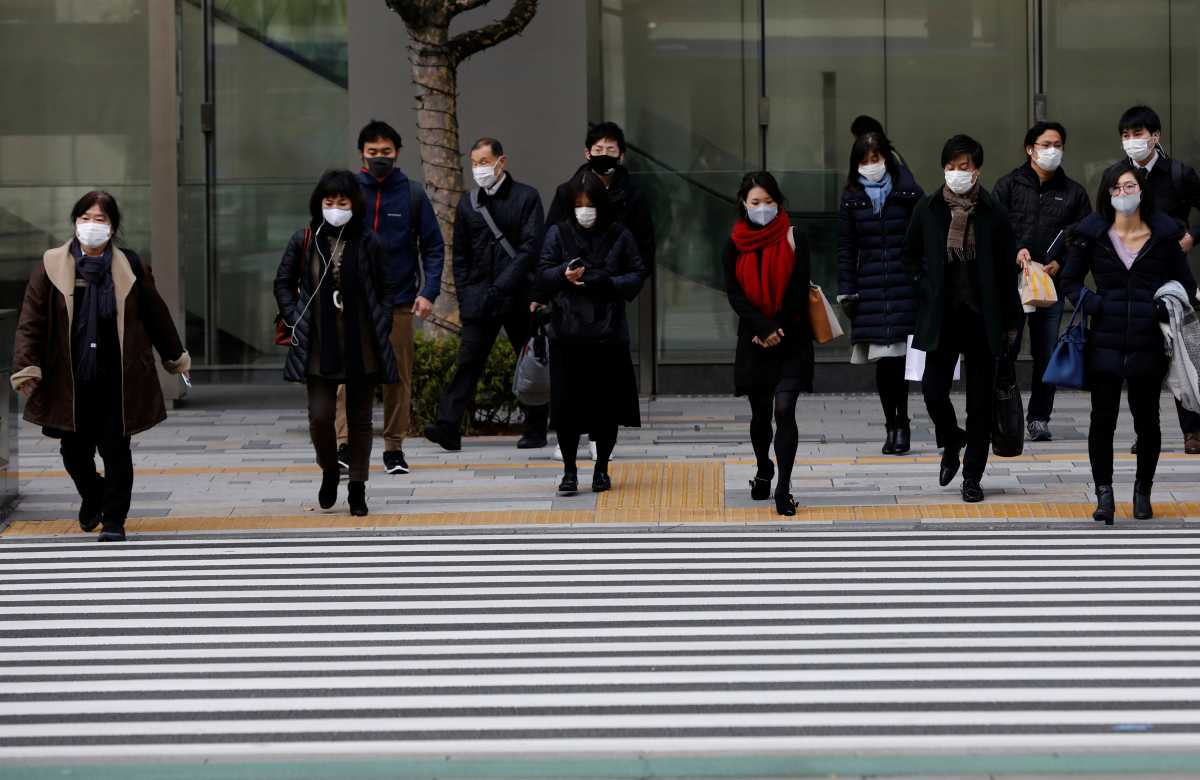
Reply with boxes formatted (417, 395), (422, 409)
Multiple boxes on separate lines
(1042, 288), (1088, 389)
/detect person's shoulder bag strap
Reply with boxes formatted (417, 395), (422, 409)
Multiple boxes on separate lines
(470, 189), (518, 260)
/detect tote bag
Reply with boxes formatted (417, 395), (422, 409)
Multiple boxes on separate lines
(1042, 289), (1088, 390)
(808, 284), (844, 344)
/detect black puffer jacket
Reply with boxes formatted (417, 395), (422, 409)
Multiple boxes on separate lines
(1061, 211), (1196, 378)
(537, 220), (647, 344)
(992, 162), (1091, 264)
(545, 163), (656, 270)
(273, 227), (399, 385)
(452, 175), (545, 321)
(836, 165), (923, 344)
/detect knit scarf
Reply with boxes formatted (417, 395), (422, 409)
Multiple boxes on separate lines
(861, 172), (893, 215)
(70, 241), (116, 385)
(732, 210), (794, 318)
(943, 183), (979, 262)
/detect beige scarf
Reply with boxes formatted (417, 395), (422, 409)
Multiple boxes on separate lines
(943, 183), (979, 262)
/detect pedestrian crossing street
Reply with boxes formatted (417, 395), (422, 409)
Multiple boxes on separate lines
(3, 527), (1200, 763)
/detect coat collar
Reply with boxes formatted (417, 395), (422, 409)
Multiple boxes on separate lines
(45, 239), (137, 348)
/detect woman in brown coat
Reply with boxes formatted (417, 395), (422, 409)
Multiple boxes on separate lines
(12, 191), (189, 541)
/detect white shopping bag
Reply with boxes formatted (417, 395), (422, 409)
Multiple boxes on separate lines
(904, 335), (961, 382)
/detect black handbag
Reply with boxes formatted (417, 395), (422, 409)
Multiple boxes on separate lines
(991, 348), (1025, 458)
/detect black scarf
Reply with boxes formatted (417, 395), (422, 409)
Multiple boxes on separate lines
(71, 241), (116, 384)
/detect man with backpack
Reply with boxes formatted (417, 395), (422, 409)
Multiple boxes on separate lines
(424, 137), (548, 451)
(1118, 106), (1200, 454)
(334, 120), (445, 474)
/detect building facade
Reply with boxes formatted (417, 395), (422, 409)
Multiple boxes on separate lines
(3, 1), (1200, 393)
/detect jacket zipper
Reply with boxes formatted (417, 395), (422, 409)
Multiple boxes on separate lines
(372, 189), (382, 233)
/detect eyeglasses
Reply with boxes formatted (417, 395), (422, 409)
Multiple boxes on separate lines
(1034, 142), (1064, 150)
(1110, 182), (1141, 195)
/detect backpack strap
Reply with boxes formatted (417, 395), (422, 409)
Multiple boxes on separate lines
(470, 189), (518, 260)
(408, 180), (424, 258)
(1172, 158), (1184, 196)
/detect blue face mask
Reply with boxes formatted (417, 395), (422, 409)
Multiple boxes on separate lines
(746, 203), (778, 226)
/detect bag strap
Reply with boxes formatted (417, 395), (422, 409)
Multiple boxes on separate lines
(1066, 287), (1088, 327)
(471, 189), (518, 260)
(1172, 158), (1184, 196)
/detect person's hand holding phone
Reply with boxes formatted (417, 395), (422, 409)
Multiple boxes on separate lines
(565, 258), (586, 286)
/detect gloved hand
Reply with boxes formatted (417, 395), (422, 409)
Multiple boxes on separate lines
(1156, 300), (1172, 323)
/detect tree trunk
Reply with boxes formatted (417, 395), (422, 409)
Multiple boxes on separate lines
(407, 23), (463, 334)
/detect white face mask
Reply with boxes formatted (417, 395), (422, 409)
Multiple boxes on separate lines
(574, 207), (597, 228)
(1111, 192), (1142, 216)
(472, 162), (500, 189)
(1123, 137), (1152, 162)
(322, 207), (352, 227)
(746, 203), (778, 226)
(858, 161), (887, 182)
(1034, 147), (1063, 172)
(76, 221), (112, 249)
(944, 169), (976, 195)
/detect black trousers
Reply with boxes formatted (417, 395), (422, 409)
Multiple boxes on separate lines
(60, 410), (132, 532)
(1089, 370), (1164, 487)
(922, 304), (996, 483)
(308, 377), (373, 481)
(875, 355), (909, 428)
(437, 309), (549, 436)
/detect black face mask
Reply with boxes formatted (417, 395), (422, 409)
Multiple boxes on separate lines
(366, 155), (396, 179)
(587, 154), (620, 176)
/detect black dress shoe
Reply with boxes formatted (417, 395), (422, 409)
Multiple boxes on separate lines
(1133, 480), (1153, 520)
(892, 424), (911, 455)
(1093, 485), (1115, 525)
(939, 441), (963, 487)
(961, 479), (984, 503)
(774, 493), (797, 517)
(78, 476), (105, 533)
(592, 471), (612, 493)
(347, 480), (368, 517)
(517, 433), (548, 449)
(882, 429), (897, 455)
(423, 423), (462, 452)
(97, 528), (126, 542)
(557, 473), (578, 496)
(318, 469), (339, 509)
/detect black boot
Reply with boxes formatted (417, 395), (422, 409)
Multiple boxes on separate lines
(347, 480), (368, 517)
(1093, 485), (1115, 525)
(882, 428), (897, 455)
(79, 476), (105, 533)
(318, 469), (339, 510)
(1133, 480), (1153, 520)
(892, 423), (911, 455)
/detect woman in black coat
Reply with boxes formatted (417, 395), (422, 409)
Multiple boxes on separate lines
(837, 132), (923, 454)
(724, 172), (814, 516)
(538, 170), (646, 496)
(274, 170), (399, 517)
(1061, 161), (1197, 524)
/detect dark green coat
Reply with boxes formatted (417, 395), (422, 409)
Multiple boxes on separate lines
(902, 187), (1023, 356)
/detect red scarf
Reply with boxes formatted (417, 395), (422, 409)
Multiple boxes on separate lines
(732, 211), (794, 318)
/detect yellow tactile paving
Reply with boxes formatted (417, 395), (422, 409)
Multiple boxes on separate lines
(597, 461), (724, 511)
(5, 501), (1199, 536)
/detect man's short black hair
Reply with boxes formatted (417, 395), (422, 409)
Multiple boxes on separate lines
(850, 115), (886, 138)
(471, 137), (504, 157)
(1118, 105), (1162, 135)
(1024, 121), (1068, 148)
(357, 119), (402, 152)
(585, 121), (626, 153)
(941, 134), (984, 168)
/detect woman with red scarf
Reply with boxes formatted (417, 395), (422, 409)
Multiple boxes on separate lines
(723, 172), (814, 516)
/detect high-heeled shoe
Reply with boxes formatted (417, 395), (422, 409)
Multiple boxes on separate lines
(774, 493), (797, 517)
(1093, 485), (1115, 525)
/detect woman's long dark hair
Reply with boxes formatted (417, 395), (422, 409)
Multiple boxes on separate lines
(1096, 160), (1155, 224)
(70, 190), (121, 238)
(567, 170), (614, 228)
(308, 169), (366, 232)
(735, 171), (786, 222)
(845, 132), (899, 192)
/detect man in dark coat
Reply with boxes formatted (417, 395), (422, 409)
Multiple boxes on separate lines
(1116, 105), (1200, 453)
(904, 135), (1024, 504)
(424, 138), (548, 451)
(993, 121), (1092, 442)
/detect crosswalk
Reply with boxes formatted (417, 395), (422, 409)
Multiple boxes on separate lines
(2, 527), (1200, 762)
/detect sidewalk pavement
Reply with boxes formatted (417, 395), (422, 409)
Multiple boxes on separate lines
(6, 387), (1200, 536)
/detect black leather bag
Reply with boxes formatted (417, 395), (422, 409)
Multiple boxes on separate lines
(991, 348), (1025, 458)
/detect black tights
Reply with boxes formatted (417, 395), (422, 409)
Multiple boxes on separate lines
(560, 425), (618, 475)
(876, 356), (909, 428)
(748, 389), (800, 497)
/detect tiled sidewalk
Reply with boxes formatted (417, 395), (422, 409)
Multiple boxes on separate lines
(6, 388), (1200, 534)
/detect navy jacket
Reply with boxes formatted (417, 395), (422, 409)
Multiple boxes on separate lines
(357, 168), (444, 307)
(1061, 211), (1197, 378)
(836, 165), (924, 344)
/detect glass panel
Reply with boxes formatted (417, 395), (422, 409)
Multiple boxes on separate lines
(179, 0), (348, 366)
(0, 0), (151, 312)
(1044, 0), (1170, 200)
(598, 0), (759, 365)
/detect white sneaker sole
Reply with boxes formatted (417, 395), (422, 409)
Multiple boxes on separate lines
(384, 464), (410, 475)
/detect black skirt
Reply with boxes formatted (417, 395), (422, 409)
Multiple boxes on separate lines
(549, 340), (641, 432)
(732, 322), (815, 397)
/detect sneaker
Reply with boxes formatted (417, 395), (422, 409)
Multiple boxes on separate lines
(552, 441), (593, 461)
(336, 443), (350, 471)
(1027, 420), (1052, 442)
(383, 449), (410, 475)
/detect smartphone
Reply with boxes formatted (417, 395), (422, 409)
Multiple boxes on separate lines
(566, 258), (584, 271)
